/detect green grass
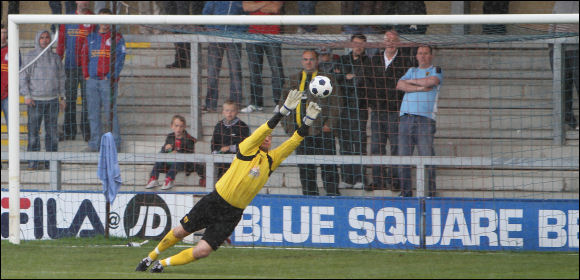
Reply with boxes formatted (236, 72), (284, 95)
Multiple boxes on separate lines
(1, 237), (578, 279)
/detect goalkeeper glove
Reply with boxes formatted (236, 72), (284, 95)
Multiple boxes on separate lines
(302, 102), (321, 127)
(279, 89), (303, 116)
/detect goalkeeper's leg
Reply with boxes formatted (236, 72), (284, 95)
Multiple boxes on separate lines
(151, 239), (212, 273)
(135, 225), (190, 271)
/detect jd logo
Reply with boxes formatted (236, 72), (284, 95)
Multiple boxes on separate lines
(124, 194), (171, 240)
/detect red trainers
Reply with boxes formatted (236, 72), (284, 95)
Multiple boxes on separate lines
(161, 177), (175, 190)
(145, 177), (158, 189)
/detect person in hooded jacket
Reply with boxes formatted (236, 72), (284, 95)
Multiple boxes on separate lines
(20, 30), (65, 170)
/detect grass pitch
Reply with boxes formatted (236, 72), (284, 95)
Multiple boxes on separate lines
(1, 237), (578, 279)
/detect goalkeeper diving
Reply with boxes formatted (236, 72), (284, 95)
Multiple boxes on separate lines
(136, 89), (321, 273)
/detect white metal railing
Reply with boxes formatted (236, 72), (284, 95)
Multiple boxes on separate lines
(3, 152), (578, 195)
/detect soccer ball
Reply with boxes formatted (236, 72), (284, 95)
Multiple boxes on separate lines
(308, 75), (333, 98)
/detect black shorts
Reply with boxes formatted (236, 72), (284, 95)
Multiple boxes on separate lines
(180, 190), (243, 251)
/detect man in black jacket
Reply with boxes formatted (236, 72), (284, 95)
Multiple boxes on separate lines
(368, 30), (414, 191)
(335, 34), (373, 189)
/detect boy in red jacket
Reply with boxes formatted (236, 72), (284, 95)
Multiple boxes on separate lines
(145, 115), (205, 190)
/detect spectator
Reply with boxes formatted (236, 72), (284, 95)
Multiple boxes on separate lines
(241, 1), (285, 114)
(94, 1), (124, 15)
(368, 30), (414, 192)
(296, 1), (318, 34)
(57, 1), (94, 141)
(20, 30), (65, 170)
(550, 1), (579, 131)
(341, 2), (384, 35)
(341, 1), (385, 56)
(145, 115), (205, 190)
(0, 24), (19, 128)
(202, 1), (247, 112)
(384, 2), (428, 35)
(482, 1), (509, 35)
(1, 25), (8, 125)
(137, 1), (162, 35)
(211, 100), (250, 180)
(317, 46), (340, 74)
(7, 1), (19, 15)
(160, 1), (205, 68)
(48, 1), (76, 34)
(279, 50), (340, 196)
(335, 33), (373, 189)
(396, 45), (443, 197)
(81, 8), (126, 152)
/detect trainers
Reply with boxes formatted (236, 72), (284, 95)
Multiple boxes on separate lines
(150, 261), (164, 273)
(240, 104), (263, 113)
(136, 257), (153, 272)
(273, 105), (280, 113)
(145, 177), (159, 189)
(353, 182), (364, 189)
(161, 178), (174, 190)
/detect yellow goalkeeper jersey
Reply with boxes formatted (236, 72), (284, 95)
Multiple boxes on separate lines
(215, 122), (304, 209)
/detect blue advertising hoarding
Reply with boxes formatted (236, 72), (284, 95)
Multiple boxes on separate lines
(232, 194), (579, 252)
(2, 190), (577, 251)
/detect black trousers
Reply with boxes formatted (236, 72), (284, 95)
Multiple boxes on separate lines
(297, 132), (340, 196)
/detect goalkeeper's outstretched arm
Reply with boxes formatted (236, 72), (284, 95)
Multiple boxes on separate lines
(238, 89), (305, 156)
(268, 102), (322, 171)
(268, 89), (320, 137)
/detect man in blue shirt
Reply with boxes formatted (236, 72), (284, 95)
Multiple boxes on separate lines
(396, 45), (442, 197)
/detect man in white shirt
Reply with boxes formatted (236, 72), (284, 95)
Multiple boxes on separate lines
(368, 30), (414, 192)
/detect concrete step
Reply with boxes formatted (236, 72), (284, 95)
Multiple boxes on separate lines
(438, 98), (553, 110)
(119, 77), (192, 97)
(442, 83), (552, 100)
(443, 69), (552, 80)
(434, 49), (550, 71)
(436, 169), (579, 192)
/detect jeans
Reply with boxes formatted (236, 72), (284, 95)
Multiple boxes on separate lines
(370, 110), (400, 189)
(206, 43), (243, 110)
(297, 132), (339, 196)
(86, 78), (121, 150)
(246, 43), (284, 107)
(1, 98), (7, 124)
(27, 99), (59, 167)
(298, 1), (318, 33)
(550, 47), (579, 128)
(49, 1), (76, 33)
(398, 114), (437, 197)
(150, 162), (185, 180)
(63, 67), (90, 140)
(338, 108), (368, 185)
